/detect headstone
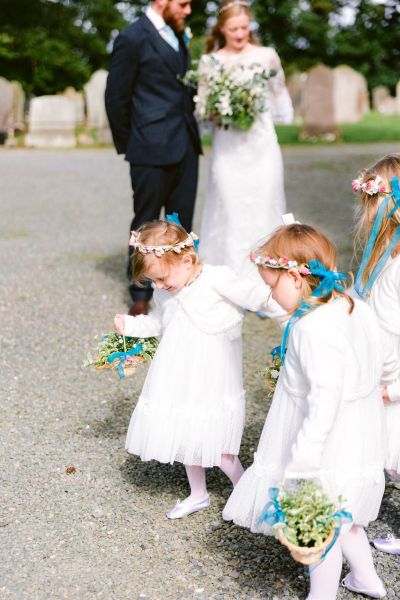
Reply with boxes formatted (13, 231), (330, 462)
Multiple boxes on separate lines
(397, 81), (400, 116)
(287, 72), (307, 119)
(10, 81), (25, 130)
(372, 85), (397, 115)
(301, 64), (339, 139)
(84, 69), (112, 143)
(0, 76), (13, 144)
(25, 95), (77, 148)
(62, 87), (85, 123)
(333, 65), (369, 123)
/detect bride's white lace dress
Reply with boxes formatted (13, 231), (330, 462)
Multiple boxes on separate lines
(199, 46), (293, 276)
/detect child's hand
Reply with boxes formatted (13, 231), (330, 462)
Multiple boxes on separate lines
(381, 385), (391, 406)
(114, 314), (125, 335)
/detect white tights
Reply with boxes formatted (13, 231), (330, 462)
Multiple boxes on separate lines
(183, 454), (244, 503)
(307, 525), (383, 600)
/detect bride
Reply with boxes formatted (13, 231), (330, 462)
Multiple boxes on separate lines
(199, 0), (293, 280)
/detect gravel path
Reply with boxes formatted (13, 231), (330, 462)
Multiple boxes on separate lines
(1, 143), (399, 600)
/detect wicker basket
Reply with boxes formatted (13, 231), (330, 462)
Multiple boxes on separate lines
(113, 355), (146, 378)
(277, 526), (335, 565)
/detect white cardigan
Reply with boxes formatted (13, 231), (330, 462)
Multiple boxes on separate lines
(124, 263), (286, 337)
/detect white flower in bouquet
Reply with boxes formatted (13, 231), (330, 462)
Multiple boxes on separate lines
(181, 57), (276, 131)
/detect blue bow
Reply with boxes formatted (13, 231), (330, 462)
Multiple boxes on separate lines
(166, 212), (200, 252)
(279, 261), (347, 361)
(107, 344), (143, 379)
(257, 487), (286, 527)
(355, 176), (400, 299)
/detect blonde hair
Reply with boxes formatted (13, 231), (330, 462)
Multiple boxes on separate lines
(254, 223), (354, 313)
(131, 221), (199, 285)
(354, 153), (400, 285)
(205, 0), (259, 54)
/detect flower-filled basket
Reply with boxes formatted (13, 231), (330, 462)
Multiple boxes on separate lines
(258, 480), (352, 566)
(83, 333), (158, 379)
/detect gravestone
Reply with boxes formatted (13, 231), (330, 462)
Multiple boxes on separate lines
(372, 86), (397, 115)
(84, 69), (112, 144)
(62, 87), (85, 123)
(25, 95), (77, 148)
(333, 65), (369, 123)
(287, 72), (307, 119)
(11, 81), (25, 130)
(0, 76), (13, 144)
(301, 65), (339, 139)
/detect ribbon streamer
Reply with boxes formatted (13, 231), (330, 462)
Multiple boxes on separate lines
(355, 176), (400, 298)
(107, 344), (143, 379)
(279, 260), (347, 360)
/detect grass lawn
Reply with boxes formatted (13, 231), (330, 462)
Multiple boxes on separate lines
(202, 112), (400, 146)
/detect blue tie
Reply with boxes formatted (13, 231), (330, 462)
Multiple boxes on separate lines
(162, 25), (179, 52)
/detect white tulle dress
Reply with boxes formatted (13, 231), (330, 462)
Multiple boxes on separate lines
(368, 255), (400, 475)
(223, 298), (386, 530)
(199, 46), (293, 276)
(123, 264), (286, 468)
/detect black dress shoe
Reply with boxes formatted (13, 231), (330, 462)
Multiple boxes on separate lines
(128, 300), (149, 317)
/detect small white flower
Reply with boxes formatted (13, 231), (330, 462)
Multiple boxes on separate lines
(270, 370), (280, 378)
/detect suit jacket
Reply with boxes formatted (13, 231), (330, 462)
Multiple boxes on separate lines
(105, 15), (202, 166)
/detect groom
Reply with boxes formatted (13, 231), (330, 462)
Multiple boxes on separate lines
(105, 0), (202, 316)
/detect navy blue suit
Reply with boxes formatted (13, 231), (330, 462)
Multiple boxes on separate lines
(105, 15), (202, 301)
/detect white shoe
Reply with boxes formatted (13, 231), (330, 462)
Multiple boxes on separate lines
(166, 495), (210, 520)
(342, 573), (386, 598)
(373, 534), (400, 555)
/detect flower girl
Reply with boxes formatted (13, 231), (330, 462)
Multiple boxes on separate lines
(223, 223), (387, 600)
(114, 217), (285, 519)
(353, 153), (400, 556)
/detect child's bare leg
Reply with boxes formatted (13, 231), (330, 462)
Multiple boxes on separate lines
(220, 453), (244, 486)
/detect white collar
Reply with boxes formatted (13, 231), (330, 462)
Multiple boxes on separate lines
(146, 5), (166, 32)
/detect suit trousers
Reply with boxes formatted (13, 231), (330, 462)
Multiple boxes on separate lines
(128, 138), (199, 302)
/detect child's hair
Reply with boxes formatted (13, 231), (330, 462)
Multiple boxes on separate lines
(205, 0), (259, 54)
(354, 153), (400, 285)
(131, 221), (199, 285)
(254, 223), (354, 313)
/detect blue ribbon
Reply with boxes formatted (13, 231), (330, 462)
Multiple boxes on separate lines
(107, 344), (143, 379)
(166, 212), (199, 252)
(257, 487), (286, 527)
(355, 176), (400, 299)
(279, 260), (347, 361)
(309, 509), (353, 572)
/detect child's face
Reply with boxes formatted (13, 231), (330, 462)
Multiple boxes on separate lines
(144, 254), (194, 293)
(258, 267), (303, 313)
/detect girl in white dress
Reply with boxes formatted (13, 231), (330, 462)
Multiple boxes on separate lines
(114, 218), (286, 520)
(353, 153), (400, 557)
(223, 224), (387, 600)
(198, 0), (293, 278)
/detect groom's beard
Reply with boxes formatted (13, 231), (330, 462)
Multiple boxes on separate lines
(163, 8), (185, 33)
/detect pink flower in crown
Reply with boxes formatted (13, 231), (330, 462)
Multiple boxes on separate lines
(279, 257), (289, 266)
(299, 266), (311, 275)
(352, 177), (362, 192)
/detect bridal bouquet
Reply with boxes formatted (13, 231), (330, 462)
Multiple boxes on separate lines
(183, 57), (276, 131)
(258, 480), (352, 565)
(83, 333), (158, 379)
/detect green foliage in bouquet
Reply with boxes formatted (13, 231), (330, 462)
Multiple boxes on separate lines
(83, 333), (158, 368)
(262, 350), (283, 398)
(279, 481), (341, 548)
(182, 57), (276, 131)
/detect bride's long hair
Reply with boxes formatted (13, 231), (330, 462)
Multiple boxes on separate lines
(205, 0), (259, 54)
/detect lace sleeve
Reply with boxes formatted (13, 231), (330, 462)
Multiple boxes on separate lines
(195, 55), (211, 121)
(267, 48), (293, 125)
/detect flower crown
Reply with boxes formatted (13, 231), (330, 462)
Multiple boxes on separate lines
(250, 254), (311, 276)
(129, 230), (199, 258)
(352, 175), (389, 196)
(219, 0), (249, 15)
